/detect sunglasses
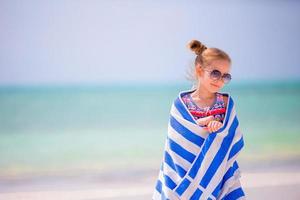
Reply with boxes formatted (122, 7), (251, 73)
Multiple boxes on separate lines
(203, 68), (232, 84)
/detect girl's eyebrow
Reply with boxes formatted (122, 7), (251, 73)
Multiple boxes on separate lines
(207, 65), (230, 74)
(211, 68), (230, 75)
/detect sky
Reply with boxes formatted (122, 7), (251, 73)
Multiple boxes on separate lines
(0, 0), (300, 86)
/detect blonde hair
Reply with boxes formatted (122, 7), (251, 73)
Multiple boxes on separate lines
(185, 39), (231, 88)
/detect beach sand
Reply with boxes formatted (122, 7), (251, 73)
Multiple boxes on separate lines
(1, 159), (300, 200)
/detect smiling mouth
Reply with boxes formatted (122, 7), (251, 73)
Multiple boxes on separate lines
(211, 83), (219, 88)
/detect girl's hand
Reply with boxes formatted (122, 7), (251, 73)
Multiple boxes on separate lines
(207, 120), (223, 133)
(196, 115), (214, 126)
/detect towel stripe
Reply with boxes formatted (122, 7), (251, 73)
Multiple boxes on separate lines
(163, 161), (180, 186)
(165, 148), (191, 171)
(155, 179), (162, 194)
(223, 161), (239, 187)
(212, 179), (222, 198)
(228, 136), (244, 161)
(222, 187), (245, 200)
(212, 161), (240, 198)
(175, 177), (191, 196)
(174, 97), (196, 124)
(168, 137), (196, 163)
(164, 151), (187, 178)
(155, 169), (176, 200)
(168, 122), (201, 155)
(188, 133), (217, 179)
(164, 174), (177, 190)
(190, 188), (203, 199)
(199, 116), (238, 189)
(170, 115), (205, 147)
(171, 103), (208, 138)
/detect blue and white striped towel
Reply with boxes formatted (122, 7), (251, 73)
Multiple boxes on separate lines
(152, 88), (246, 200)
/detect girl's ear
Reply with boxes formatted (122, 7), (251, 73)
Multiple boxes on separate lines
(195, 64), (203, 77)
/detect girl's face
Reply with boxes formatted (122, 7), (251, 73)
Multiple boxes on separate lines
(196, 59), (231, 93)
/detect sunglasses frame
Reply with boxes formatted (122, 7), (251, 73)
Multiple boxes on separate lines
(202, 68), (232, 84)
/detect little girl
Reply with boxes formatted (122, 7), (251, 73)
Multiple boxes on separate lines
(152, 39), (245, 200)
(183, 39), (232, 133)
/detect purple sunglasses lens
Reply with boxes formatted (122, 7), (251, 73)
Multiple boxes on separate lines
(210, 70), (231, 83)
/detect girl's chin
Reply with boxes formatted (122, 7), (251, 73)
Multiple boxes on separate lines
(210, 84), (221, 91)
(203, 84), (220, 93)
(209, 87), (220, 93)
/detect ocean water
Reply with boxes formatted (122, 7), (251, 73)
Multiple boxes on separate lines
(0, 80), (299, 177)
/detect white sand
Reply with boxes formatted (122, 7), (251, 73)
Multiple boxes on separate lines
(0, 171), (300, 200)
(1, 161), (300, 200)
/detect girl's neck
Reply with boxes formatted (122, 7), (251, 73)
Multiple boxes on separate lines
(191, 84), (216, 100)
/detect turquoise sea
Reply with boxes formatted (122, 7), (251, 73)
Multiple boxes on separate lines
(0, 80), (300, 177)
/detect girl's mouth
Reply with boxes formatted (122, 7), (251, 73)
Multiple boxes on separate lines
(211, 83), (219, 88)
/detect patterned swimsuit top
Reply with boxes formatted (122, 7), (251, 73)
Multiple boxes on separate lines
(181, 92), (227, 123)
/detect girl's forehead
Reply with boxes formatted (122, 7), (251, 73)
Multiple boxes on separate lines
(206, 60), (230, 73)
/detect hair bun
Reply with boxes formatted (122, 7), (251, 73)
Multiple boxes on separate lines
(187, 39), (207, 55)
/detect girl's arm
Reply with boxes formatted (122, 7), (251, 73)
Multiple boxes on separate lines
(197, 115), (223, 133)
(196, 115), (214, 126)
